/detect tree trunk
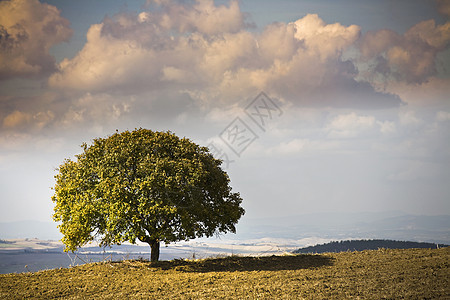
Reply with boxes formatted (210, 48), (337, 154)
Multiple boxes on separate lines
(149, 239), (160, 262)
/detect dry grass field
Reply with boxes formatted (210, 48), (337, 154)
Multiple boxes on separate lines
(1, 247), (449, 299)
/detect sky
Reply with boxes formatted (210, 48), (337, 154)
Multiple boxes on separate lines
(0, 0), (449, 224)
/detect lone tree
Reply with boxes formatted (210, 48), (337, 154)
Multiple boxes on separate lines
(52, 129), (244, 261)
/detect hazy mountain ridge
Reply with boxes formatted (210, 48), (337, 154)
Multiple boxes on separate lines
(1, 212), (449, 244)
(0, 221), (61, 240)
(236, 212), (450, 244)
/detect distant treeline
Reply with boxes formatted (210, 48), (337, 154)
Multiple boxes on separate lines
(293, 239), (449, 254)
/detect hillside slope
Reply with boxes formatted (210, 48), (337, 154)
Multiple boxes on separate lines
(293, 239), (447, 254)
(1, 248), (449, 299)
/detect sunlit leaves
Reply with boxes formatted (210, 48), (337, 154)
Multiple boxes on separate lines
(52, 128), (244, 255)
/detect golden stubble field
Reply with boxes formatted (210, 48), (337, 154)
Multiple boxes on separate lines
(1, 247), (449, 299)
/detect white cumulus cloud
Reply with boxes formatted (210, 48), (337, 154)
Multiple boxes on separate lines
(326, 112), (376, 138)
(48, 2), (400, 109)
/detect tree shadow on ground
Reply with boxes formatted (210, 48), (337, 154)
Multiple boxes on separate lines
(135, 254), (334, 273)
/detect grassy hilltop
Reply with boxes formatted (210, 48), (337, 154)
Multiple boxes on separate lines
(1, 248), (449, 299)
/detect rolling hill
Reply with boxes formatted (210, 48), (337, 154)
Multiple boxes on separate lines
(1, 248), (448, 299)
(293, 239), (448, 254)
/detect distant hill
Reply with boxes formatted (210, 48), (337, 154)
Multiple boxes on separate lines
(293, 239), (448, 254)
(2, 213), (449, 244)
(237, 212), (450, 244)
(0, 221), (62, 240)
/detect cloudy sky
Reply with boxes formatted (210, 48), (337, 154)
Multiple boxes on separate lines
(1, 0), (449, 224)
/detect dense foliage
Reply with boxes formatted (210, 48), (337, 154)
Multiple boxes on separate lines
(52, 129), (244, 261)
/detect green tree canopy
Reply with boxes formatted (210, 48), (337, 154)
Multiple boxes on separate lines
(52, 129), (244, 261)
